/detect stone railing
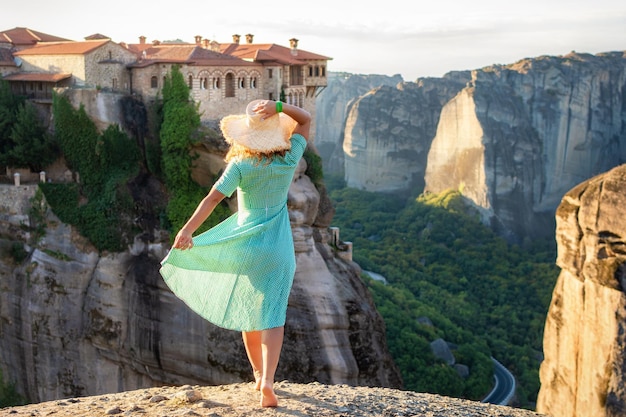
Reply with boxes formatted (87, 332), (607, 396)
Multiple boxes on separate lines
(329, 226), (353, 262)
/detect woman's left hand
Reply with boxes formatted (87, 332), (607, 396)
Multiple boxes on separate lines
(253, 100), (278, 119)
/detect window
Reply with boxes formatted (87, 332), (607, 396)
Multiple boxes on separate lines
(201, 78), (208, 90)
(225, 73), (235, 97)
(250, 77), (257, 89)
(315, 66), (320, 76)
(212, 77), (220, 89)
(112, 78), (117, 90)
(108, 51), (112, 60)
(188, 75), (193, 89)
(151, 76), (158, 88)
(308, 66), (313, 77)
(268, 69), (273, 79)
(321, 66), (326, 77)
(290, 66), (303, 86)
(238, 77), (245, 89)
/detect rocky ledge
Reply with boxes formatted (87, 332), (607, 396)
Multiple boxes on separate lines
(3, 382), (545, 417)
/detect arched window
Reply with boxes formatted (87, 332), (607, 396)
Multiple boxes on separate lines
(212, 77), (220, 89)
(201, 78), (208, 90)
(188, 75), (193, 89)
(250, 77), (257, 89)
(150, 76), (158, 88)
(225, 73), (235, 97)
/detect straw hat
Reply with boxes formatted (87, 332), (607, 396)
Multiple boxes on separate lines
(220, 100), (297, 152)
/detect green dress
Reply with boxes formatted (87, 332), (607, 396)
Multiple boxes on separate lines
(159, 134), (307, 331)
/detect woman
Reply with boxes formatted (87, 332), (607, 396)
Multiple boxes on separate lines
(159, 99), (310, 408)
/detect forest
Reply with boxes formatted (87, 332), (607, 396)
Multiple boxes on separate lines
(325, 176), (559, 408)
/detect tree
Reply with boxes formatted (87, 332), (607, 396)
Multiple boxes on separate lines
(0, 80), (25, 166)
(4, 102), (59, 171)
(159, 65), (229, 233)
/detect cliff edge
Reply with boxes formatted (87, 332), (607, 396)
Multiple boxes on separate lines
(3, 382), (545, 417)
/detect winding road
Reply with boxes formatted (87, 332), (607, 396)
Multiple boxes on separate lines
(481, 357), (516, 405)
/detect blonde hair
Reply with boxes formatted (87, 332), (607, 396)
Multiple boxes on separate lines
(225, 143), (287, 163)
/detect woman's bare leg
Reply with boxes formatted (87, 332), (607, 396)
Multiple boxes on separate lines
(242, 331), (263, 390)
(260, 326), (284, 407)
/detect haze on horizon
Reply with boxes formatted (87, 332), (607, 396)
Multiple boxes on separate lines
(2, 0), (625, 81)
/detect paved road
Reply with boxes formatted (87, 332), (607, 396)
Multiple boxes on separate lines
(482, 357), (516, 405)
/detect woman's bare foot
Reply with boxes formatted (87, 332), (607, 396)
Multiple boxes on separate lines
(253, 370), (262, 391)
(260, 382), (278, 407)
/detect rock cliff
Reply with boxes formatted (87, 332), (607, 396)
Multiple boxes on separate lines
(321, 52), (626, 240)
(426, 52), (626, 240)
(536, 164), (626, 417)
(315, 72), (404, 175)
(0, 143), (401, 403)
(342, 73), (471, 193)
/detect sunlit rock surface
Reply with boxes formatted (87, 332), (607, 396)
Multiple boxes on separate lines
(537, 164), (626, 417)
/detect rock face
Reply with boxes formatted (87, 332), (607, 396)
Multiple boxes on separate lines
(326, 52), (626, 240)
(315, 72), (404, 175)
(0, 150), (401, 403)
(536, 164), (626, 417)
(342, 73), (470, 193)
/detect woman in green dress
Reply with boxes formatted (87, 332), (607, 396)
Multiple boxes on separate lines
(160, 99), (310, 407)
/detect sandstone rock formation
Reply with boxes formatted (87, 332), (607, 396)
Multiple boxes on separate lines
(426, 52), (626, 240)
(322, 52), (626, 240)
(3, 381), (547, 417)
(315, 72), (403, 175)
(0, 144), (401, 403)
(342, 73), (470, 193)
(536, 163), (626, 417)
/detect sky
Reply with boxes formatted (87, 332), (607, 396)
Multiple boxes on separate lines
(3, 0), (625, 81)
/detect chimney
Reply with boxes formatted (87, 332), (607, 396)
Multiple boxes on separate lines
(202, 39), (210, 49)
(232, 34), (241, 44)
(194, 35), (202, 45)
(152, 40), (161, 46)
(289, 38), (299, 56)
(245, 33), (254, 44)
(139, 36), (146, 45)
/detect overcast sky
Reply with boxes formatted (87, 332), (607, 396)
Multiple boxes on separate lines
(3, 0), (625, 81)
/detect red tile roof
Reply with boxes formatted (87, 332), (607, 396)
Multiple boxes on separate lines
(220, 43), (331, 65)
(14, 40), (110, 56)
(3, 72), (72, 82)
(188, 46), (257, 66)
(0, 27), (72, 46)
(127, 44), (256, 67)
(84, 33), (111, 40)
